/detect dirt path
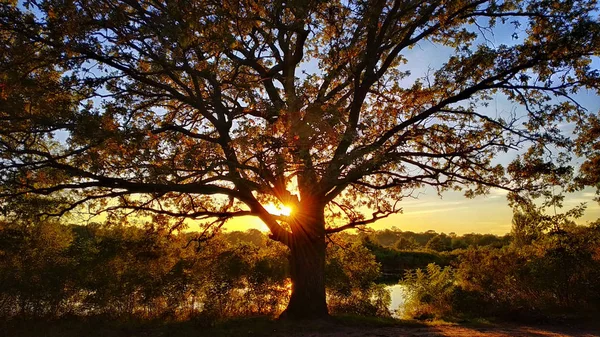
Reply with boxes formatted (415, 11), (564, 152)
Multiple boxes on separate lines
(4, 318), (599, 337)
(276, 324), (600, 337)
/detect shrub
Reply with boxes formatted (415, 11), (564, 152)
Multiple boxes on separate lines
(326, 241), (390, 317)
(401, 264), (456, 319)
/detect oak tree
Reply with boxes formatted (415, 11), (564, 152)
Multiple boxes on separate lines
(1, 0), (599, 318)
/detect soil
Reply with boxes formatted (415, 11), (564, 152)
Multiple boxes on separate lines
(276, 323), (600, 337)
(4, 317), (599, 337)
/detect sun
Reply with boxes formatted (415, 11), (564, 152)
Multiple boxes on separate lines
(264, 203), (293, 216)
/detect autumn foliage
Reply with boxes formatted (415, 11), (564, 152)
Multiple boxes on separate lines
(1, 0), (599, 318)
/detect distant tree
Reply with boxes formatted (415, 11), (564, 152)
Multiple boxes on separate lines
(450, 236), (468, 250)
(425, 234), (452, 252)
(511, 199), (585, 246)
(0, 219), (74, 317)
(373, 229), (401, 247)
(394, 236), (418, 251)
(1, 0), (599, 319)
(224, 228), (267, 246)
(401, 231), (437, 247)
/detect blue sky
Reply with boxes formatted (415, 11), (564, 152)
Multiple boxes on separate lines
(224, 15), (600, 235)
(26, 1), (598, 235)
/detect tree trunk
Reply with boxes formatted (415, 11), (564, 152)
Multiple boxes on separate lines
(279, 209), (329, 319)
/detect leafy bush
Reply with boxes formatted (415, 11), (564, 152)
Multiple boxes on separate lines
(326, 241), (390, 317)
(0, 220), (75, 317)
(400, 223), (600, 320)
(1, 221), (394, 321)
(401, 264), (457, 319)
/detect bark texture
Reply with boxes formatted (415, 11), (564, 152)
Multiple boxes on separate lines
(280, 207), (329, 319)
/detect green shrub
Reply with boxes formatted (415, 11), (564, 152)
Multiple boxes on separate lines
(326, 241), (390, 317)
(401, 264), (456, 319)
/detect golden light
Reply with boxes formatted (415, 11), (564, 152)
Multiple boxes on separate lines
(264, 203), (293, 216)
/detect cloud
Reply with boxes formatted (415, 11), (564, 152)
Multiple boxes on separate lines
(403, 206), (470, 216)
(564, 198), (591, 205)
(474, 221), (499, 225)
(488, 188), (509, 198)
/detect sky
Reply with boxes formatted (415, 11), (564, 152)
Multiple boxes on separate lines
(221, 17), (600, 236)
(222, 187), (600, 235)
(37, 4), (599, 236)
(370, 188), (600, 235)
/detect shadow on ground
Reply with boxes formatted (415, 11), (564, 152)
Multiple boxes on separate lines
(2, 316), (599, 337)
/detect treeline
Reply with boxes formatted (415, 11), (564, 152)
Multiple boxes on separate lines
(3, 217), (599, 322)
(358, 228), (511, 251)
(0, 221), (389, 320)
(401, 222), (600, 320)
(335, 229), (512, 282)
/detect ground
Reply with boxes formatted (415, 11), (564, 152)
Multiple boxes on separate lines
(3, 316), (599, 337)
(279, 323), (600, 337)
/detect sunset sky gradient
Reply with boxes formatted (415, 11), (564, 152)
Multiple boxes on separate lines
(221, 21), (600, 236)
(223, 187), (600, 235)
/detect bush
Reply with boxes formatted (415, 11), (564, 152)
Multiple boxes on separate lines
(400, 223), (600, 320)
(1, 221), (394, 321)
(401, 264), (457, 319)
(326, 241), (390, 317)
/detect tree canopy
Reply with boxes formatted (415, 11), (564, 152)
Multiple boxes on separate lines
(1, 0), (599, 318)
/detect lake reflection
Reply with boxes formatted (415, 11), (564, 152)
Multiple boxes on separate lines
(387, 284), (407, 317)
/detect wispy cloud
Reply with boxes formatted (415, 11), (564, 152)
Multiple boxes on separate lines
(487, 188), (509, 199)
(475, 221), (499, 225)
(403, 206), (470, 216)
(564, 198), (591, 205)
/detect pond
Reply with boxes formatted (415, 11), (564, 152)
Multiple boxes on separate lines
(386, 284), (408, 317)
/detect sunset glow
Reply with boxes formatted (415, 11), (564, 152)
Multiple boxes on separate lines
(264, 203), (293, 216)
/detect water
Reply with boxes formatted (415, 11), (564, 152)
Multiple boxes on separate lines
(386, 284), (408, 317)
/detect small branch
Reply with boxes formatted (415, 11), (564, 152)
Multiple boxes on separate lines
(325, 200), (402, 234)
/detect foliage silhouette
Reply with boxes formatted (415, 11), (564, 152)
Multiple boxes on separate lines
(0, 222), (389, 320)
(1, 0), (599, 318)
(400, 217), (600, 320)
